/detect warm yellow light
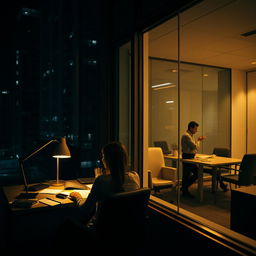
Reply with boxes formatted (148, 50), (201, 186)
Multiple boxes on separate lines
(52, 155), (71, 158)
(153, 85), (176, 90)
(251, 61), (256, 65)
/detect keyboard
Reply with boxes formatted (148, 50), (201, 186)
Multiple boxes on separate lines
(27, 183), (49, 191)
(77, 177), (95, 184)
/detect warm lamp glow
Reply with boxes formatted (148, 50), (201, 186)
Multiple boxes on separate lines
(52, 137), (71, 158)
(51, 137), (71, 186)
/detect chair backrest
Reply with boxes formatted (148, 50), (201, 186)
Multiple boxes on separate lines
(148, 147), (165, 178)
(239, 154), (256, 186)
(213, 147), (231, 157)
(95, 188), (151, 242)
(153, 141), (170, 154)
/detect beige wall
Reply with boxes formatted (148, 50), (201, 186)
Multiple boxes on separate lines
(231, 69), (246, 158)
(247, 71), (256, 154)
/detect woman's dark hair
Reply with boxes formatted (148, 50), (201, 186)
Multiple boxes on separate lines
(102, 141), (128, 192)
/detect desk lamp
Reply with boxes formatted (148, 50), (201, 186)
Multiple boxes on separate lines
(52, 137), (71, 186)
(19, 137), (71, 192)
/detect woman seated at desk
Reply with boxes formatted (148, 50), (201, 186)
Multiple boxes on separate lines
(69, 141), (140, 226)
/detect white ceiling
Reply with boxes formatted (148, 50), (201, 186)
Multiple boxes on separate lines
(149, 0), (256, 71)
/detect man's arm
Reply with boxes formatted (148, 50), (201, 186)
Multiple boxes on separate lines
(182, 134), (199, 151)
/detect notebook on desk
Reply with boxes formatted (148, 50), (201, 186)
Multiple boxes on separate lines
(11, 199), (38, 208)
(16, 192), (38, 199)
(77, 177), (95, 184)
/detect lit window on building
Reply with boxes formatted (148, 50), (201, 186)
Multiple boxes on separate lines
(69, 60), (74, 66)
(52, 116), (58, 122)
(87, 59), (97, 65)
(16, 80), (19, 86)
(69, 32), (74, 39)
(16, 60), (19, 65)
(1, 90), (9, 95)
(87, 39), (97, 46)
(21, 8), (40, 17)
(80, 161), (93, 168)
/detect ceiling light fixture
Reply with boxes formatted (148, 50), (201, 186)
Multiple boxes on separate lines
(152, 82), (176, 90)
(153, 85), (176, 90)
(152, 82), (172, 88)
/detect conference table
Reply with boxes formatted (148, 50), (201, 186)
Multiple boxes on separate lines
(164, 154), (242, 202)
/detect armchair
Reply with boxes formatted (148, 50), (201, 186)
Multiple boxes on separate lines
(148, 147), (177, 193)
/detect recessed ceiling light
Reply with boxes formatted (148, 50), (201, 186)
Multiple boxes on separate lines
(166, 100), (174, 104)
(203, 74), (208, 77)
(152, 82), (176, 90)
(171, 69), (177, 72)
(152, 83), (176, 90)
(152, 82), (172, 88)
(251, 61), (256, 65)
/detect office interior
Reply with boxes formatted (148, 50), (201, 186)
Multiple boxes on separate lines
(119, 0), (256, 252)
(1, 0), (256, 255)
(139, 0), (256, 249)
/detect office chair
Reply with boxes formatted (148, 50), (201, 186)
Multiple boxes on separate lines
(148, 147), (177, 193)
(222, 154), (256, 189)
(153, 141), (172, 154)
(58, 188), (151, 255)
(203, 147), (231, 191)
(96, 188), (151, 242)
(212, 147), (231, 158)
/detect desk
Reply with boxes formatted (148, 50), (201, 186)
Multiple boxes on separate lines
(165, 154), (241, 202)
(3, 180), (91, 245)
(3, 182), (78, 213)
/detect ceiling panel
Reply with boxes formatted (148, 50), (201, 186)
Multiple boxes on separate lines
(149, 0), (256, 71)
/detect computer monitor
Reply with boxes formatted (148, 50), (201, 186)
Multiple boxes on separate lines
(153, 141), (172, 154)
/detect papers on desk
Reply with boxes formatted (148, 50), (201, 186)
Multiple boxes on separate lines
(38, 180), (92, 199)
(39, 198), (61, 206)
(195, 154), (216, 161)
(86, 184), (93, 189)
(60, 190), (91, 199)
(39, 188), (90, 199)
(39, 188), (63, 194)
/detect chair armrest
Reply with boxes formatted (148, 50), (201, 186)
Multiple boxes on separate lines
(147, 170), (153, 189)
(161, 167), (177, 183)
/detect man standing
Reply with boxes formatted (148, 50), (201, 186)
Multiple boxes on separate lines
(181, 121), (205, 198)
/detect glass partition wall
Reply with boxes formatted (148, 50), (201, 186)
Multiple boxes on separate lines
(149, 59), (231, 154)
(144, 0), (256, 242)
